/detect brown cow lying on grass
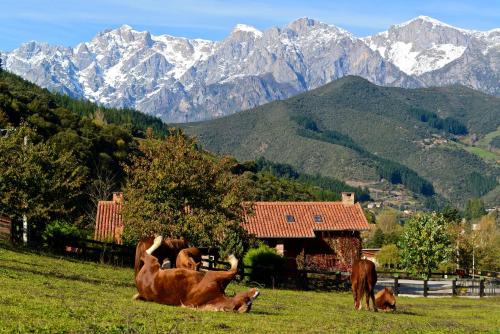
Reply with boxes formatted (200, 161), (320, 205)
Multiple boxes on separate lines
(134, 236), (188, 275)
(375, 287), (396, 312)
(351, 259), (377, 311)
(134, 236), (260, 312)
(176, 247), (202, 271)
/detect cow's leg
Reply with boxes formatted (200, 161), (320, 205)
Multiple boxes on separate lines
(352, 282), (360, 310)
(197, 254), (238, 293)
(370, 289), (377, 312)
(357, 287), (364, 310)
(146, 235), (163, 255)
(211, 254), (238, 289)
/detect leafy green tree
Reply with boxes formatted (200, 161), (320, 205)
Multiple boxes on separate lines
(365, 228), (385, 248)
(398, 212), (452, 277)
(472, 214), (500, 271)
(364, 210), (376, 224)
(121, 130), (250, 257)
(376, 244), (400, 269)
(0, 125), (86, 236)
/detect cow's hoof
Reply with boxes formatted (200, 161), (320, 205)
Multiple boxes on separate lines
(251, 289), (260, 301)
(227, 254), (238, 270)
(146, 235), (163, 255)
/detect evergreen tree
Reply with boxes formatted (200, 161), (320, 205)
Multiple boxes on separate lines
(464, 198), (486, 220)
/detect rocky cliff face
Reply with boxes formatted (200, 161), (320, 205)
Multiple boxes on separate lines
(364, 16), (500, 95)
(3, 16), (498, 122)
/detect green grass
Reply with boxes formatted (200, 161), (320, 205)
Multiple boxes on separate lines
(1, 246), (499, 334)
(464, 146), (499, 161)
(475, 126), (500, 149)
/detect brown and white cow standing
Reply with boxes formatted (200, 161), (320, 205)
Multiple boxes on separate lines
(134, 236), (260, 312)
(351, 259), (377, 311)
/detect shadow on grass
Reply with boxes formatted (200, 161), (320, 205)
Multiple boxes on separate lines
(0, 263), (135, 288)
(395, 308), (422, 316)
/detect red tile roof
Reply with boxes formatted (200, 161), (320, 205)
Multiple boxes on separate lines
(94, 193), (123, 244)
(243, 202), (370, 238)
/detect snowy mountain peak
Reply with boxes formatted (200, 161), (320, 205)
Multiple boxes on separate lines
(232, 24), (263, 37)
(286, 17), (354, 42)
(391, 15), (473, 35)
(3, 17), (499, 123)
(118, 24), (133, 31)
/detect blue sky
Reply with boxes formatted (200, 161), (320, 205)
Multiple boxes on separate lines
(1, 0), (499, 51)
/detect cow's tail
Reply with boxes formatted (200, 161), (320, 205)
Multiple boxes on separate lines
(358, 270), (367, 302)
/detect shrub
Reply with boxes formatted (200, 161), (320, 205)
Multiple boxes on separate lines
(243, 244), (285, 286)
(42, 220), (83, 251)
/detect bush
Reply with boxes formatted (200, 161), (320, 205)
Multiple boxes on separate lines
(243, 244), (285, 286)
(42, 220), (83, 251)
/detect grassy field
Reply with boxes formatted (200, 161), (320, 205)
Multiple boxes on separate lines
(0, 246), (499, 334)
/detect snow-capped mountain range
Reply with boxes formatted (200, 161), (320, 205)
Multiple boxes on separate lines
(3, 16), (499, 122)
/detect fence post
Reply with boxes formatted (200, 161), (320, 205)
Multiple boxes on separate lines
(479, 279), (485, 298)
(423, 279), (428, 297)
(393, 276), (399, 296)
(452, 278), (457, 296)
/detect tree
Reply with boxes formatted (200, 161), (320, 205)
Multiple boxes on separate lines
(472, 214), (500, 271)
(121, 130), (251, 257)
(376, 208), (403, 244)
(398, 212), (452, 277)
(464, 198), (486, 220)
(365, 228), (385, 248)
(440, 205), (462, 224)
(0, 52), (3, 72)
(376, 244), (400, 269)
(0, 125), (86, 236)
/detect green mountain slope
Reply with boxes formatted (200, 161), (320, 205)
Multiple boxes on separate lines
(183, 76), (500, 207)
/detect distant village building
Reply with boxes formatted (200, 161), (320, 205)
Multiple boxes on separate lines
(94, 192), (124, 244)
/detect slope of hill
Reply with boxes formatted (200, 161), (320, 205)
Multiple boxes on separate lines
(183, 76), (500, 207)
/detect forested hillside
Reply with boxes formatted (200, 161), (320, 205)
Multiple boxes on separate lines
(183, 76), (500, 208)
(0, 71), (367, 241)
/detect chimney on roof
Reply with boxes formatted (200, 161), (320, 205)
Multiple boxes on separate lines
(112, 192), (123, 204)
(341, 192), (355, 205)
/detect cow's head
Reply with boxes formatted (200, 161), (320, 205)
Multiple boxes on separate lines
(233, 288), (260, 313)
(376, 287), (396, 311)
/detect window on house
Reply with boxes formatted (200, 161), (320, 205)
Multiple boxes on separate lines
(285, 214), (295, 223)
(313, 214), (323, 223)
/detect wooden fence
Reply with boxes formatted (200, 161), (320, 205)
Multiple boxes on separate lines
(203, 258), (500, 297)
(9, 237), (498, 297)
(57, 238), (135, 267)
